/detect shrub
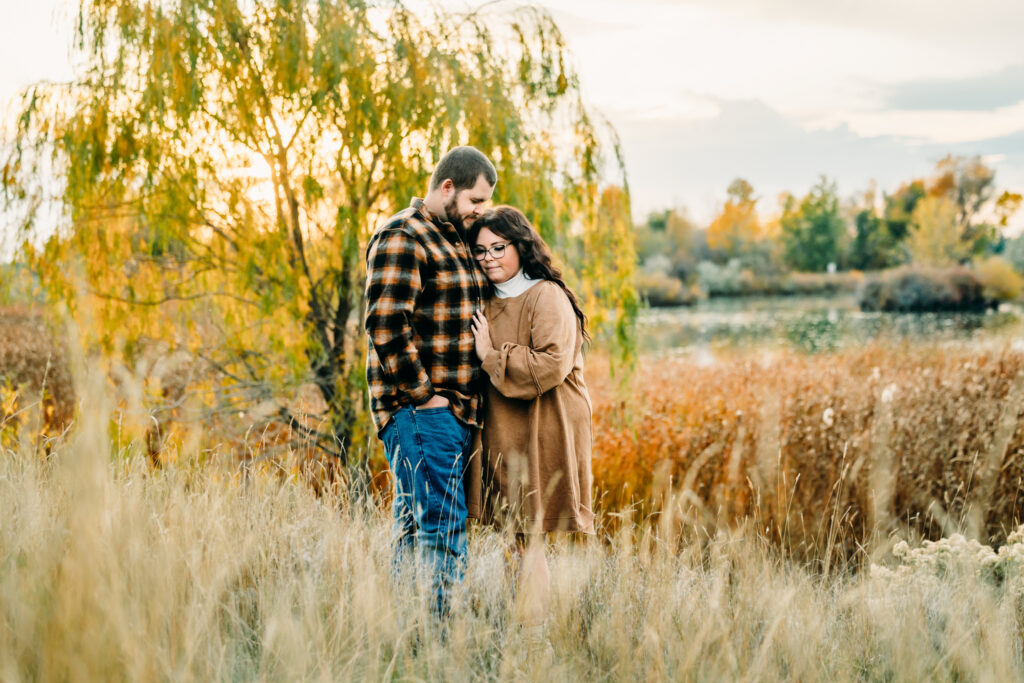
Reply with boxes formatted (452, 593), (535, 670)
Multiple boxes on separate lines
(0, 309), (74, 439)
(858, 266), (989, 312)
(636, 270), (698, 307)
(783, 271), (862, 296)
(975, 256), (1024, 302)
(1003, 234), (1024, 276)
(697, 259), (752, 296)
(697, 260), (861, 298)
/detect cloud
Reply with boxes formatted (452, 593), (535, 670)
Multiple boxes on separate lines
(655, 0), (1024, 50)
(543, 6), (628, 35)
(878, 64), (1024, 111)
(932, 129), (1024, 195)
(833, 100), (1024, 145)
(611, 98), (1024, 220)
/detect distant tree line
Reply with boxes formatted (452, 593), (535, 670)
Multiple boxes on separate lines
(636, 155), (1023, 305)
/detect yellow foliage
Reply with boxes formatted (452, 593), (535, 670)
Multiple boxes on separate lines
(707, 182), (763, 256)
(6, 0), (628, 462)
(581, 185), (639, 367)
(975, 256), (1024, 301)
(906, 195), (968, 265)
(996, 190), (1022, 227)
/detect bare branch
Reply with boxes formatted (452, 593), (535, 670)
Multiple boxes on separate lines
(89, 289), (261, 308)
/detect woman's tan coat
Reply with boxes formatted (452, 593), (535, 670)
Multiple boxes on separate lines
(465, 280), (595, 534)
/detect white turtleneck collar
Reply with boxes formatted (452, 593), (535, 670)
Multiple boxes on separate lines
(493, 269), (540, 299)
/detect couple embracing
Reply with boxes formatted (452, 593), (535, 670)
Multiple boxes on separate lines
(364, 146), (594, 630)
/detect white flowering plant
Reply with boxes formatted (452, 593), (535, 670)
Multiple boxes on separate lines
(870, 526), (1024, 587)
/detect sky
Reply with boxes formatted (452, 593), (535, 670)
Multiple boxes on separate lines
(529, 0), (1024, 229)
(2, 0), (1023, 231)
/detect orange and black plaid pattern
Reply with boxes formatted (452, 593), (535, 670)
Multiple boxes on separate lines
(365, 198), (485, 433)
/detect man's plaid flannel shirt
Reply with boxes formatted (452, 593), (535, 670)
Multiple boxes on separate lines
(365, 198), (485, 433)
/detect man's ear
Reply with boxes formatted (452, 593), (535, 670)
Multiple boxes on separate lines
(440, 178), (455, 198)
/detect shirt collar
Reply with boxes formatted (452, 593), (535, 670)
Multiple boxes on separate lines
(411, 197), (447, 229)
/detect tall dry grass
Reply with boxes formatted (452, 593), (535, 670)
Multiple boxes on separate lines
(5, 313), (1024, 563)
(3, 360), (1024, 680)
(0, 310), (74, 444)
(589, 345), (1024, 561)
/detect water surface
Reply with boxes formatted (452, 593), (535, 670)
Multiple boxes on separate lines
(638, 296), (1024, 354)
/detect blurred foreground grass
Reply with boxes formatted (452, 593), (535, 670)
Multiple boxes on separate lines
(3, 366), (1024, 681)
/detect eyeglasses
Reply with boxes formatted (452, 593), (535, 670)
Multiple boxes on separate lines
(472, 242), (511, 261)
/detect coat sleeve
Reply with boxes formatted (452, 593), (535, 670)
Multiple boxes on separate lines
(364, 228), (434, 404)
(481, 283), (578, 400)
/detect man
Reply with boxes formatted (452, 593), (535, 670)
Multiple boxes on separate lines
(364, 145), (496, 616)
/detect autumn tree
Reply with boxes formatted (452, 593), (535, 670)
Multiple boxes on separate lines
(3, 0), (632, 461)
(635, 208), (699, 282)
(780, 178), (845, 272)
(707, 178), (761, 258)
(997, 190), (1024, 274)
(905, 195), (968, 266)
(995, 190), (1023, 229)
(931, 155), (995, 226)
(582, 185), (639, 367)
(848, 209), (890, 271)
(883, 155), (1003, 267)
(881, 180), (926, 245)
(846, 187), (905, 271)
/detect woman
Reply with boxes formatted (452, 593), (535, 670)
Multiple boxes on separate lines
(467, 205), (595, 636)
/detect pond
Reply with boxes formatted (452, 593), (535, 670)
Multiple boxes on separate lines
(638, 296), (1024, 354)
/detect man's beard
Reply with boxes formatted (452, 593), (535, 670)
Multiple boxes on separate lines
(444, 194), (469, 232)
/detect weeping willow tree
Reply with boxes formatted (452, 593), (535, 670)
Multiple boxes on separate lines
(3, 0), (636, 463)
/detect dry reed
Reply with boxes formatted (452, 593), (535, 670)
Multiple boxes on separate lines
(588, 344), (1024, 561)
(3, 387), (1024, 679)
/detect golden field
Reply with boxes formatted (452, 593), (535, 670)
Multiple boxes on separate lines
(589, 345), (1024, 561)
(2, 344), (1024, 679)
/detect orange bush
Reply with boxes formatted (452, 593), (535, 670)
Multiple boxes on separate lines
(0, 309), (75, 443)
(587, 346), (1024, 558)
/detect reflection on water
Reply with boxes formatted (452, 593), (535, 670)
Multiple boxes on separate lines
(638, 296), (1024, 354)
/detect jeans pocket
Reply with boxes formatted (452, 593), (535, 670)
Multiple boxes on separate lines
(414, 409), (469, 454)
(412, 408), (469, 510)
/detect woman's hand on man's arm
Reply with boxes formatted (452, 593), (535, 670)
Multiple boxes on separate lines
(471, 310), (493, 363)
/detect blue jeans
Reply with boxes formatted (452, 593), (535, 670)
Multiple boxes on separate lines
(381, 405), (470, 617)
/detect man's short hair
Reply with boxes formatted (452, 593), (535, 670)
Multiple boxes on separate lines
(429, 146), (497, 191)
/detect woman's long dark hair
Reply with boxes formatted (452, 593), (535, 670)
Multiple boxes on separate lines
(469, 206), (590, 343)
